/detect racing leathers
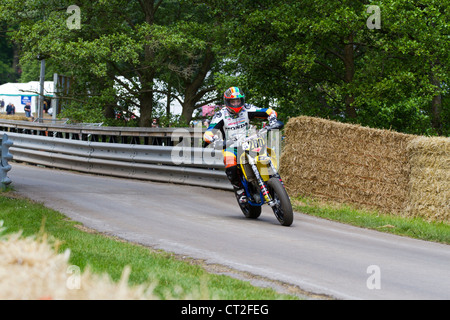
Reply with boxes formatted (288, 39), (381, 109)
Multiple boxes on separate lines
(203, 104), (278, 201)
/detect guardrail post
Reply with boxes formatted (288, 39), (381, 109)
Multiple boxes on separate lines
(1, 133), (13, 190)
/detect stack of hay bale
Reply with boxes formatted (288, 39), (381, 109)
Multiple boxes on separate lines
(0, 232), (154, 300)
(406, 137), (449, 222)
(280, 116), (449, 223)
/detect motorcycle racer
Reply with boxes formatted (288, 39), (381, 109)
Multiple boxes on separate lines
(203, 87), (279, 203)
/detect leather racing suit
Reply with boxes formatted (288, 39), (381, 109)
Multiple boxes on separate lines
(203, 104), (278, 193)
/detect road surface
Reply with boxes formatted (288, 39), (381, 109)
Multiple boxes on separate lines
(8, 163), (450, 299)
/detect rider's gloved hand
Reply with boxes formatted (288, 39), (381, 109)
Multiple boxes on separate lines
(210, 135), (224, 149)
(268, 113), (277, 126)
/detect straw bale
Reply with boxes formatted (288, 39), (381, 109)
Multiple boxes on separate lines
(280, 116), (415, 214)
(280, 116), (449, 222)
(0, 115), (29, 121)
(405, 137), (450, 222)
(0, 231), (157, 300)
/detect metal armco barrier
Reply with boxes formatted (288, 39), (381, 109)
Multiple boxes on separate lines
(1, 133), (13, 189)
(0, 119), (203, 146)
(0, 132), (232, 191)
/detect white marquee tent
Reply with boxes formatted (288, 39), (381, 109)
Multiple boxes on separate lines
(0, 81), (54, 115)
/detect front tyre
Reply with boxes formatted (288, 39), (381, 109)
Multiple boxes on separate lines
(267, 177), (293, 226)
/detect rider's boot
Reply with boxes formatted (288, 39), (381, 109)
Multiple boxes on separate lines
(225, 166), (247, 204)
(235, 189), (247, 204)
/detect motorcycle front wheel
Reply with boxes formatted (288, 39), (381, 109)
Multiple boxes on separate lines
(267, 177), (293, 226)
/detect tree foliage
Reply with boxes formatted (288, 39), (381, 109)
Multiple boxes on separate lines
(204, 0), (449, 135)
(0, 0), (222, 126)
(0, 0), (448, 135)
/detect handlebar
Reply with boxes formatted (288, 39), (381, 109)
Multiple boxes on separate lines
(209, 120), (284, 149)
(244, 120), (284, 142)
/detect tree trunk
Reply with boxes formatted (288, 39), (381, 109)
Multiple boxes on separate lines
(166, 84), (172, 119)
(343, 33), (357, 119)
(11, 42), (20, 81)
(430, 74), (442, 135)
(139, 88), (154, 127)
(137, 0), (160, 127)
(180, 47), (215, 124)
(103, 104), (115, 119)
(181, 101), (195, 125)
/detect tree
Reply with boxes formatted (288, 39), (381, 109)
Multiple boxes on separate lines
(0, 0), (223, 126)
(0, 24), (20, 84)
(151, 3), (225, 124)
(203, 0), (449, 135)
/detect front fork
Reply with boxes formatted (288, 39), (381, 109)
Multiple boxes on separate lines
(248, 159), (277, 207)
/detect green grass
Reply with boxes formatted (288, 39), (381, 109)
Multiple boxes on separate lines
(292, 196), (450, 244)
(0, 192), (298, 300)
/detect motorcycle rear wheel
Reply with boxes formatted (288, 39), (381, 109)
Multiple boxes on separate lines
(267, 177), (293, 226)
(235, 189), (262, 219)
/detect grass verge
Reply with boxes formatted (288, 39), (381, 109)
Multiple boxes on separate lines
(292, 196), (450, 245)
(0, 192), (299, 300)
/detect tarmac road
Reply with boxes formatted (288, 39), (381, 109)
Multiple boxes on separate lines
(8, 163), (450, 300)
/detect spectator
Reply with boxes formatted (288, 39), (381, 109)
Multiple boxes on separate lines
(24, 102), (32, 117)
(6, 103), (15, 115)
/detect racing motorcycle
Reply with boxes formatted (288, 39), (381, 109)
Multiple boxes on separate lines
(215, 121), (293, 226)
